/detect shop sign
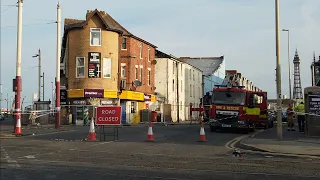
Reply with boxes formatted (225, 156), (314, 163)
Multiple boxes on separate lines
(72, 100), (87, 105)
(88, 52), (101, 78)
(144, 94), (151, 101)
(150, 95), (156, 102)
(84, 89), (104, 98)
(68, 89), (84, 98)
(101, 100), (114, 105)
(119, 90), (144, 101)
(60, 89), (67, 105)
(104, 90), (118, 99)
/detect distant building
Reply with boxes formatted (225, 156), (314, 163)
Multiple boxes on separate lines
(179, 56), (225, 95)
(155, 50), (203, 122)
(60, 9), (157, 125)
(221, 70), (261, 92)
(311, 53), (320, 86)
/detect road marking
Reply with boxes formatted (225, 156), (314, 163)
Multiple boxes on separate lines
(24, 155), (36, 159)
(0, 146), (20, 168)
(90, 141), (113, 146)
(225, 130), (264, 150)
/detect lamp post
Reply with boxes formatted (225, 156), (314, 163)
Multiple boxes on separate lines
(275, 0), (282, 140)
(32, 48), (41, 101)
(282, 29), (292, 100)
(55, 2), (61, 129)
(14, 0), (23, 134)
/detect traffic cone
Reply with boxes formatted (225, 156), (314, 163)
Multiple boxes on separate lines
(146, 121), (154, 141)
(87, 118), (96, 141)
(15, 118), (22, 135)
(198, 122), (207, 142)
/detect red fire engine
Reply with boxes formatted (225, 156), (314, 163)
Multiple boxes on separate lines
(190, 84), (272, 133)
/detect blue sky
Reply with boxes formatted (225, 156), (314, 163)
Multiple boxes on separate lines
(1, 0), (319, 108)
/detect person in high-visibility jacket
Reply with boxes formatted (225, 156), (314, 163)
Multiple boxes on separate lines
(294, 102), (305, 133)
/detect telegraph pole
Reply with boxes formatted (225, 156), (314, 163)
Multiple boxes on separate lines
(55, 1), (61, 129)
(14, 0), (23, 133)
(38, 49), (41, 101)
(275, 0), (283, 140)
(42, 72), (44, 101)
(32, 48), (41, 101)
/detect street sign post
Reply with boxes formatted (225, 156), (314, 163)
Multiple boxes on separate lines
(95, 106), (122, 141)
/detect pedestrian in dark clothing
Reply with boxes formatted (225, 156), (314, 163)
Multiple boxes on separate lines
(294, 102), (305, 133)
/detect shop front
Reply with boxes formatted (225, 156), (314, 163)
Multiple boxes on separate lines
(67, 89), (118, 125)
(119, 90), (144, 124)
(143, 94), (157, 122)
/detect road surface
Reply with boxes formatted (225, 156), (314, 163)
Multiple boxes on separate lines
(1, 124), (319, 179)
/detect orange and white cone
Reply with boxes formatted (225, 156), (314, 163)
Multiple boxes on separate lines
(15, 118), (22, 135)
(146, 121), (154, 141)
(87, 118), (96, 141)
(198, 122), (207, 142)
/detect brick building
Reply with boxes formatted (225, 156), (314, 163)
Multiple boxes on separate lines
(60, 9), (157, 125)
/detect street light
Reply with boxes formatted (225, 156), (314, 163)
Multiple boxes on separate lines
(282, 29), (292, 101)
(275, 0), (283, 140)
(32, 49), (41, 101)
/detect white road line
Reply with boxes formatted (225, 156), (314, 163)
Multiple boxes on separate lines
(0, 146), (20, 168)
(90, 141), (113, 146)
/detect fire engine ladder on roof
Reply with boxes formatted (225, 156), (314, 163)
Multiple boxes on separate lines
(221, 74), (240, 87)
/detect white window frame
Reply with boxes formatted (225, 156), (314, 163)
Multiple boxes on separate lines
(76, 57), (85, 78)
(147, 46), (150, 62)
(147, 69), (151, 86)
(139, 42), (143, 59)
(139, 67), (143, 83)
(121, 63), (126, 77)
(172, 79), (174, 91)
(103, 58), (112, 78)
(135, 67), (138, 80)
(90, 28), (101, 46)
(121, 37), (127, 50)
(121, 79), (126, 89)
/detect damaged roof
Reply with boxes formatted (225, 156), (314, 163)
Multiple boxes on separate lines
(179, 56), (224, 76)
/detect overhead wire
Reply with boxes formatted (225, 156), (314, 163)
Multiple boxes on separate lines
(1, 3), (17, 14)
(0, 21), (57, 28)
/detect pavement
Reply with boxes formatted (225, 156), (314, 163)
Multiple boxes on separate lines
(0, 118), (80, 138)
(1, 123), (320, 180)
(238, 124), (320, 156)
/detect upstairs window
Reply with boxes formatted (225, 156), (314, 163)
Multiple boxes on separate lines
(147, 70), (151, 86)
(121, 65), (126, 77)
(122, 37), (127, 49)
(135, 67), (138, 80)
(121, 79), (126, 89)
(90, 28), (101, 46)
(139, 43), (143, 59)
(103, 58), (111, 78)
(76, 57), (85, 78)
(148, 47), (150, 62)
(172, 79), (175, 91)
(140, 68), (143, 83)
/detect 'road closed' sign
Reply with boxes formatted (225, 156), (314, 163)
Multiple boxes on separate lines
(96, 106), (122, 125)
